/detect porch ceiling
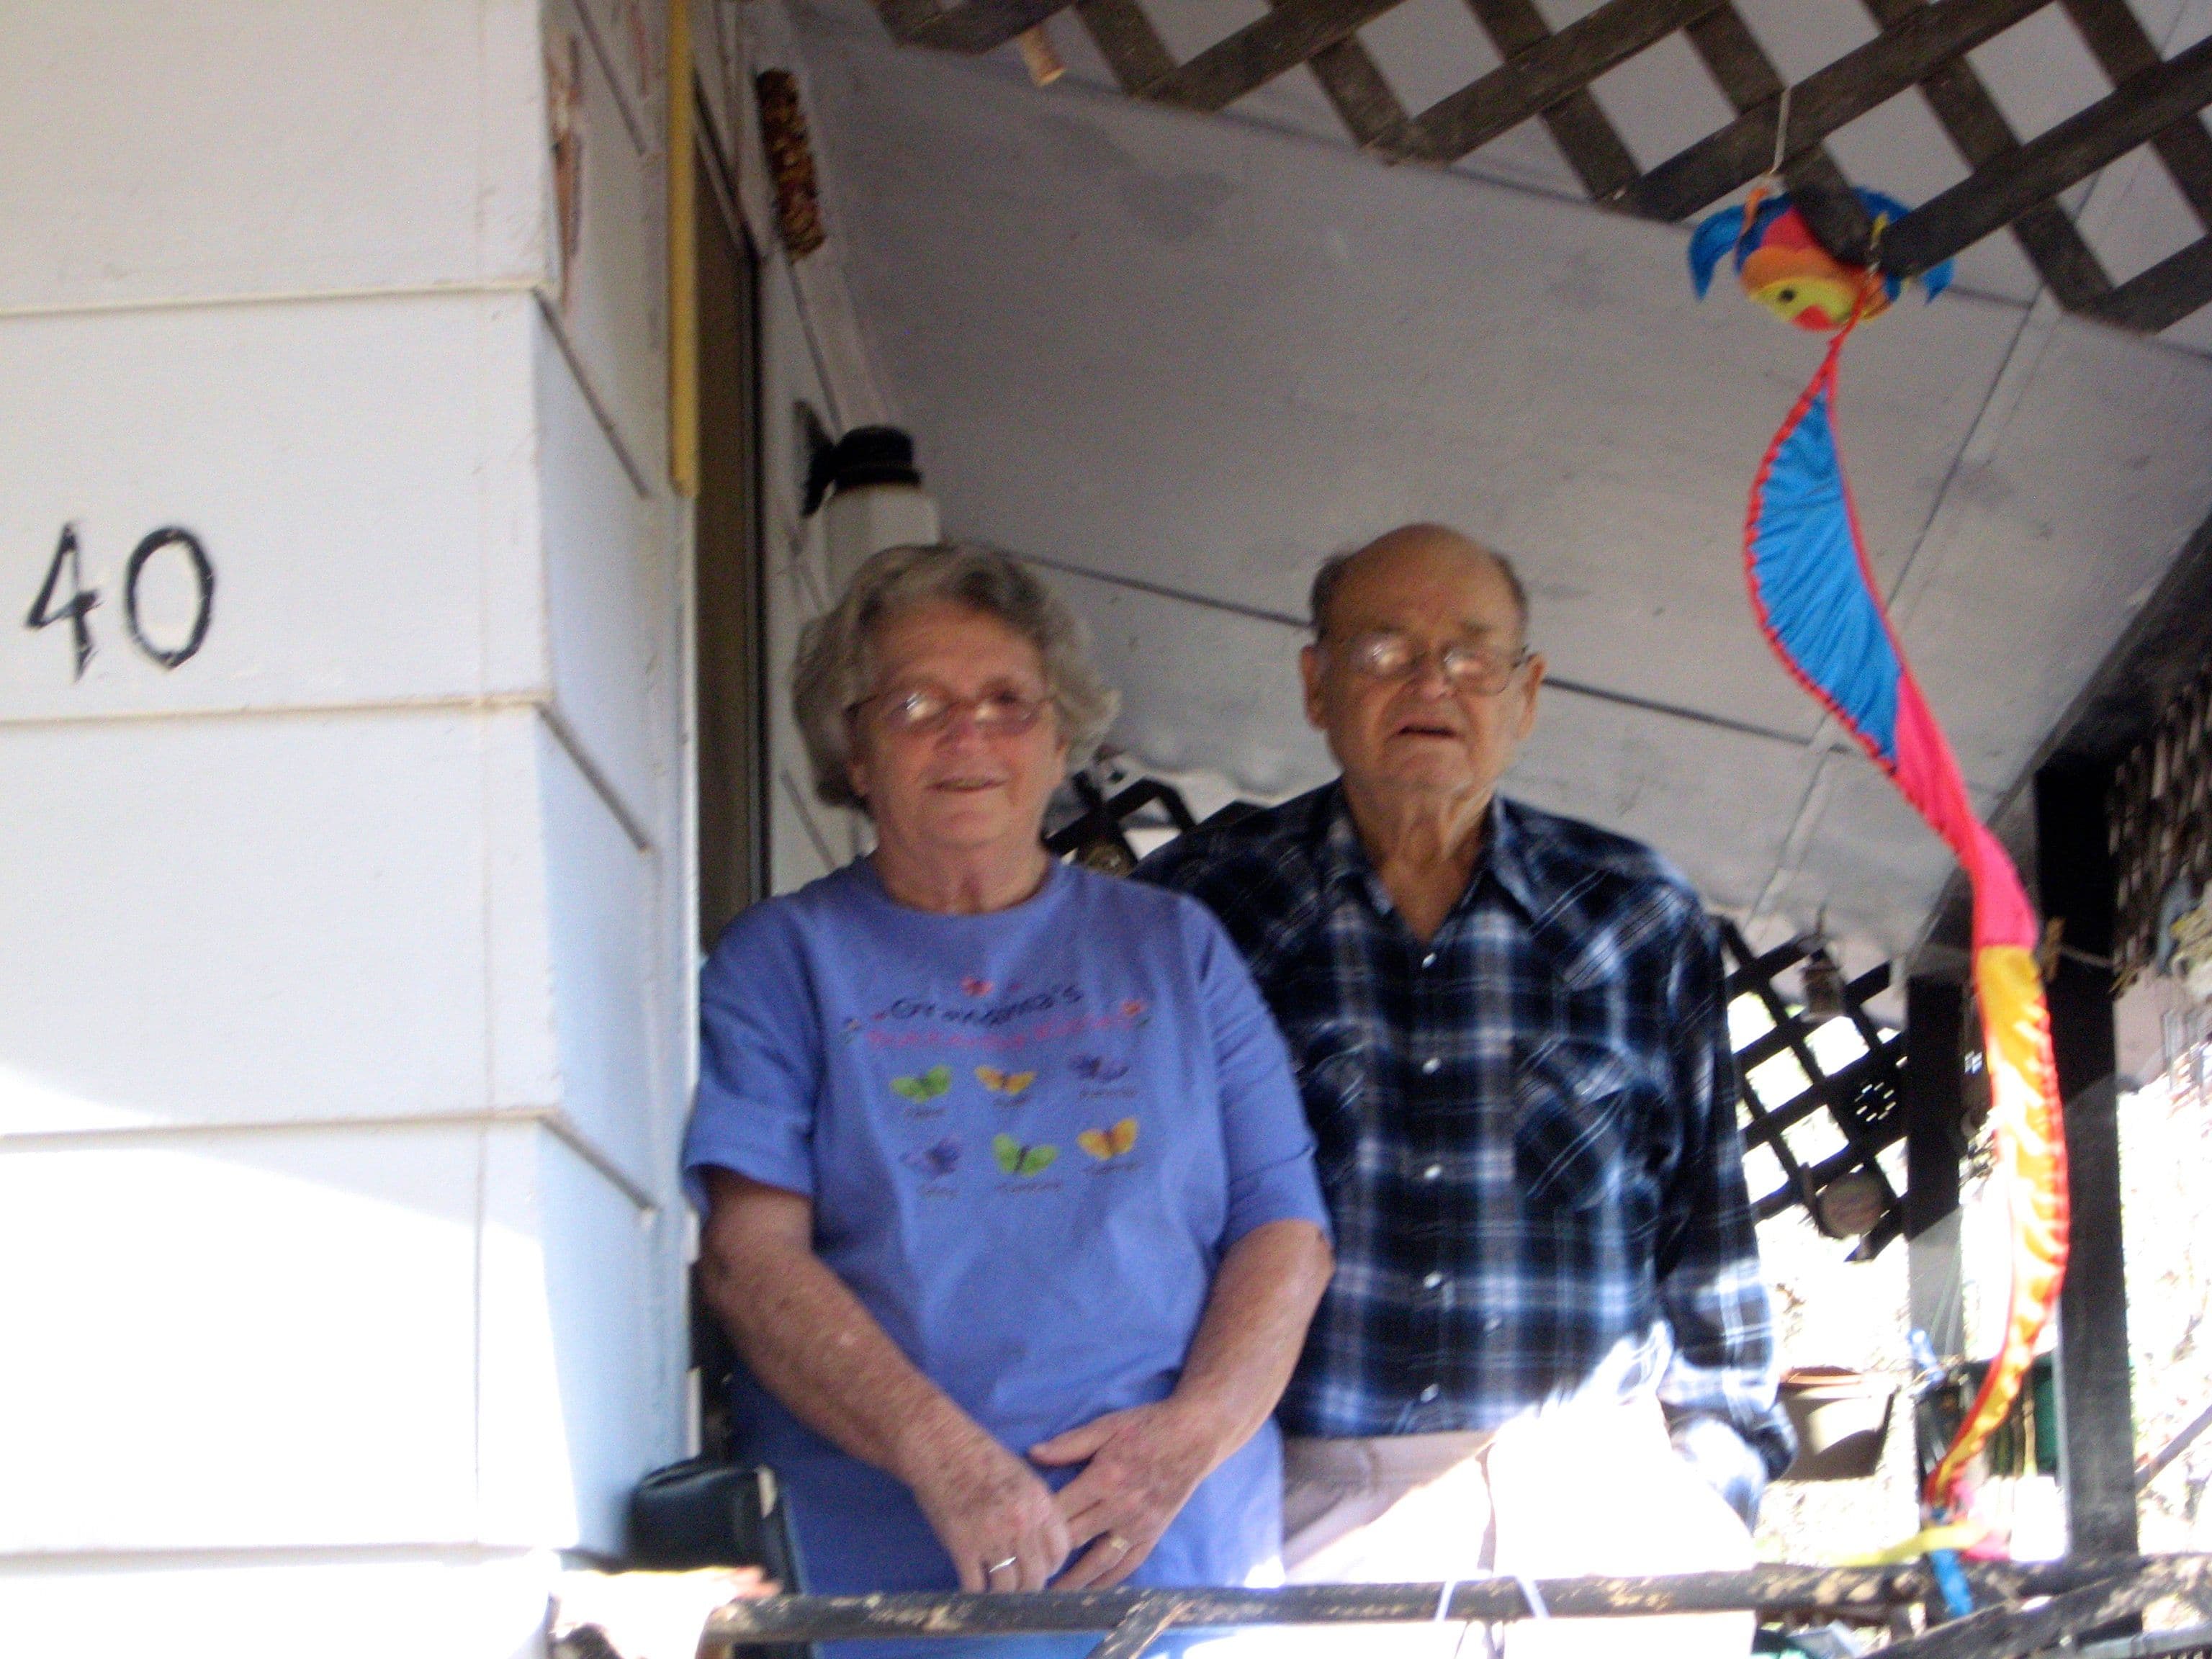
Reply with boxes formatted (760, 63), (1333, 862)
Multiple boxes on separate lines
(787, 0), (2212, 980)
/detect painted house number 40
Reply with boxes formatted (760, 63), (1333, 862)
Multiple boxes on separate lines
(25, 522), (215, 680)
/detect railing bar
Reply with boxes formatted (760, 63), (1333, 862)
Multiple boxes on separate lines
(1086, 1593), (1193, 1659)
(704, 1560), (2211, 1645)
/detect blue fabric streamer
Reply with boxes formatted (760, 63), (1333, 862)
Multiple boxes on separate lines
(1750, 387), (1902, 761)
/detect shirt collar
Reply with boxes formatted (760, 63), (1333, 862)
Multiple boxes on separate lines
(1311, 783), (1545, 925)
(1483, 794), (1548, 923)
(1313, 783), (1370, 896)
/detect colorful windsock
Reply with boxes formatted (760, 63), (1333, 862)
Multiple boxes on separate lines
(1744, 322), (2070, 1512)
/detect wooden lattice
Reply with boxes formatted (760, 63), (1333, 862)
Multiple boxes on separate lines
(872, 0), (2212, 331)
(2110, 654), (2212, 989)
(1718, 920), (1909, 1256)
(1045, 772), (1202, 871)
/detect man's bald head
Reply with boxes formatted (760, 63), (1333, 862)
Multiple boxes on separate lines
(1308, 524), (1529, 644)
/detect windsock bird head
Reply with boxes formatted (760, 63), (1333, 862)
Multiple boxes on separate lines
(1689, 185), (1952, 331)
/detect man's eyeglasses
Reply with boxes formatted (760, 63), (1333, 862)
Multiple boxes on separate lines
(1328, 629), (1530, 696)
(849, 686), (1050, 736)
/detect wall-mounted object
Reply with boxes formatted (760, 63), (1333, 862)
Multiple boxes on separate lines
(755, 69), (827, 259)
(806, 426), (940, 588)
(1797, 912), (1846, 1020)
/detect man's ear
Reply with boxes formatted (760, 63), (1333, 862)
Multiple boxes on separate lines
(1513, 652), (1546, 742)
(1300, 642), (1326, 731)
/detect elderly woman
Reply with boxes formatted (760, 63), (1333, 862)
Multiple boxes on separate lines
(683, 544), (1334, 1654)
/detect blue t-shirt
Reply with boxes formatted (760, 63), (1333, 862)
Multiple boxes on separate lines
(683, 858), (1328, 1641)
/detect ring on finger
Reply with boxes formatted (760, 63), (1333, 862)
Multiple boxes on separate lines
(1105, 1534), (1131, 1555)
(986, 1555), (1020, 1578)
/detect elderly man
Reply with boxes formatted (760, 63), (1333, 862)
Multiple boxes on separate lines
(1141, 525), (1790, 1651)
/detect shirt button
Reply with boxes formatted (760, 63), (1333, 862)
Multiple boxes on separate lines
(1422, 1164), (1443, 1181)
(1420, 1056), (1442, 1075)
(1422, 1271), (1444, 1290)
(1418, 1384), (1441, 1403)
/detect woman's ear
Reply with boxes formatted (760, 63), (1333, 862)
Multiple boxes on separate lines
(845, 721), (873, 807)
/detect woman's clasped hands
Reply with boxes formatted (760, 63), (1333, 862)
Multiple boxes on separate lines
(906, 1396), (1227, 1595)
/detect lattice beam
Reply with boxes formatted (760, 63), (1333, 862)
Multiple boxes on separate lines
(1149, 0), (1408, 112)
(2064, 0), (2212, 225)
(1408, 0), (1723, 163)
(1272, 0), (1413, 153)
(1463, 0), (1641, 199)
(1071, 0), (1172, 94)
(1864, 0), (2116, 309)
(1685, 8), (1879, 264)
(1884, 29), (2212, 276)
(1624, 0), (2049, 220)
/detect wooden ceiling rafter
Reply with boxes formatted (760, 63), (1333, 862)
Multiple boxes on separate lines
(871, 0), (2212, 332)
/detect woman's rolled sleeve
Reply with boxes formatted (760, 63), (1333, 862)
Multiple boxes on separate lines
(1184, 899), (1333, 1247)
(682, 908), (824, 1213)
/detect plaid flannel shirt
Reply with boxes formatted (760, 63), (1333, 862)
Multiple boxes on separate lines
(1140, 785), (1794, 1513)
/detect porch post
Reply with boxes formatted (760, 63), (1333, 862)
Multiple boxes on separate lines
(2034, 760), (2139, 1559)
(1903, 976), (1966, 1359)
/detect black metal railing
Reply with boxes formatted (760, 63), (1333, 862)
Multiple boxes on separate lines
(700, 1556), (2212, 1659)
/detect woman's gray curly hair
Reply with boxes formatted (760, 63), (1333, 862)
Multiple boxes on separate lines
(791, 542), (1120, 812)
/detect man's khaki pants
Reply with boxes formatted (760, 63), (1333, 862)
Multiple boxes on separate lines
(1278, 1397), (1755, 1659)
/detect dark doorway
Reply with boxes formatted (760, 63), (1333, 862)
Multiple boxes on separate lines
(692, 127), (766, 948)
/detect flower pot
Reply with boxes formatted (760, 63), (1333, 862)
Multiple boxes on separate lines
(1778, 1366), (1897, 1482)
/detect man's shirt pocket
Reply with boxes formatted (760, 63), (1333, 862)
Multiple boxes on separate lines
(1511, 1036), (1644, 1215)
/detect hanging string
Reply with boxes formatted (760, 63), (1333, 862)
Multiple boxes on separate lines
(1428, 1575), (1552, 1624)
(1431, 1573), (1553, 1659)
(1737, 81), (1796, 258)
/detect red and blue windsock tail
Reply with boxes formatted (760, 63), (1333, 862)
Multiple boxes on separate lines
(1743, 328), (2068, 1513)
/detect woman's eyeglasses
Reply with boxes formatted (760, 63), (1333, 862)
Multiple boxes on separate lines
(1330, 629), (1529, 696)
(850, 686), (1050, 736)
